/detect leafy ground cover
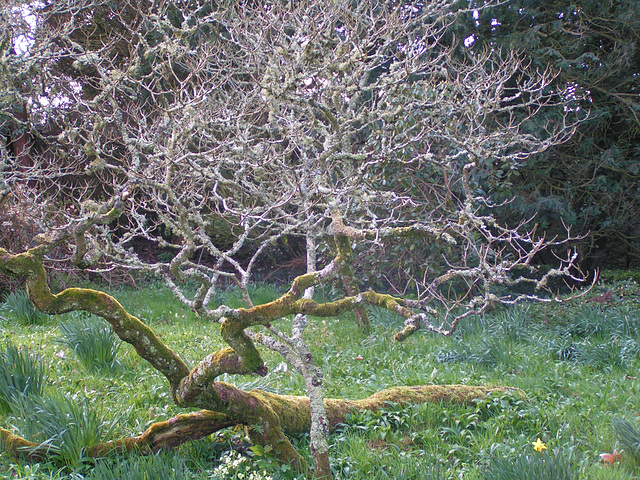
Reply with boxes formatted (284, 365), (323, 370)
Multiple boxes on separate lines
(0, 274), (640, 479)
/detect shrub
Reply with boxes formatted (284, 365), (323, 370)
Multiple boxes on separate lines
(2, 290), (48, 325)
(57, 313), (121, 370)
(0, 341), (46, 413)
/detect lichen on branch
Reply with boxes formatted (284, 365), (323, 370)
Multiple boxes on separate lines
(0, 384), (521, 469)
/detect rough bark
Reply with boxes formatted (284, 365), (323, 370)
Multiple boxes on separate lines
(0, 245), (523, 474)
(300, 237), (333, 478)
(0, 1), (589, 476)
(294, 314), (332, 478)
(0, 385), (521, 467)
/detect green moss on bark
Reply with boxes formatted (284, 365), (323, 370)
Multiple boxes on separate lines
(0, 427), (44, 462)
(1, 384), (523, 471)
(0, 248), (190, 387)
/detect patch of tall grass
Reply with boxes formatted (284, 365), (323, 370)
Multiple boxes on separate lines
(87, 453), (196, 480)
(613, 417), (640, 463)
(0, 341), (46, 413)
(9, 392), (122, 467)
(483, 449), (577, 480)
(2, 290), (48, 325)
(57, 313), (121, 370)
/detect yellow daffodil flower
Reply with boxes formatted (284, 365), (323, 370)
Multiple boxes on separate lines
(532, 438), (547, 452)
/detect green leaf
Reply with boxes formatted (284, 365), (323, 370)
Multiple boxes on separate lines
(249, 445), (265, 456)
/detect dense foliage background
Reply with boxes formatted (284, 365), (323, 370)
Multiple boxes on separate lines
(460, 0), (640, 270)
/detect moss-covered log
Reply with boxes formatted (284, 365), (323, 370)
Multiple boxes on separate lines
(0, 246), (523, 474)
(0, 427), (46, 462)
(0, 411), (235, 461)
(0, 384), (521, 466)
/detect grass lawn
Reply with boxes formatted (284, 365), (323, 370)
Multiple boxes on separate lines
(1, 275), (640, 479)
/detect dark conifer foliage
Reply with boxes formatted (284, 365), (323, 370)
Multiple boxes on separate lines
(460, 0), (640, 269)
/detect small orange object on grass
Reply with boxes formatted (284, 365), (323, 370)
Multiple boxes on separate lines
(599, 449), (623, 466)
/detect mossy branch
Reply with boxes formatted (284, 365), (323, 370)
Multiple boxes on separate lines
(180, 289), (420, 396)
(0, 411), (235, 461)
(175, 348), (266, 405)
(86, 410), (236, 456)
(330, 210), (455, 244)
(0, 385), (522, 468)
(2, 245), (424, 408)
(0, 248), (190, 388)
(0, 427), (44, 462)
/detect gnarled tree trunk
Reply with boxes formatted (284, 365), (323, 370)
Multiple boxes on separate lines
(0, 246), (521, 475)
(0, 385), (520, 470)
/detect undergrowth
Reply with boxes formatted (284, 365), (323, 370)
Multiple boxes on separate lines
(0, 342), (46, 414)
(0, 278), (639, 478)
(9, 392), (122, 468)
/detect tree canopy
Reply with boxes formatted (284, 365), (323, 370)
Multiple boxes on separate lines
(0, 1), (590, 477)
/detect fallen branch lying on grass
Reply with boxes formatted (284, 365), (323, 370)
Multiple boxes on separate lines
(0, 384), (522, 463)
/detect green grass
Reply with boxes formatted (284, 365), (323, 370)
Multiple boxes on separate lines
(0, 278), (640, 478)
(56, 313), (121, 370)
(86, 453), (197, 480)
(482, 447), (577, 480)
(0, 341), (46, 414)
(1, 291), (48, 326)
(9, 392), (123, 468)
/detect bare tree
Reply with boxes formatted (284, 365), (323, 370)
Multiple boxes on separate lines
(0, 1), (588, 477)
